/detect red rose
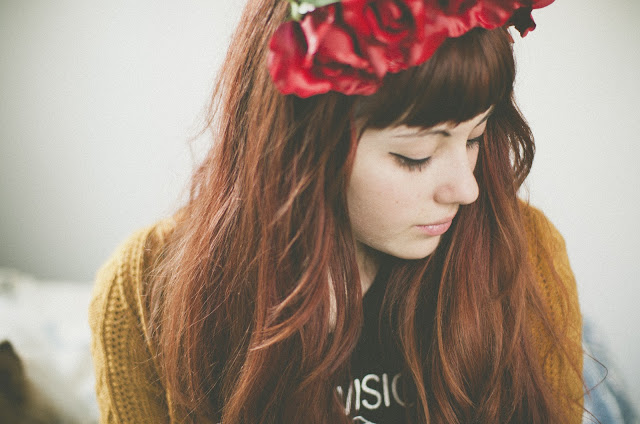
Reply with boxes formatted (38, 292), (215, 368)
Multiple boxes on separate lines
(464, 0), (555, 36)
(267, 0), (556, 97)
(342, 0), (450, 74)
(267, 5), (381, 98)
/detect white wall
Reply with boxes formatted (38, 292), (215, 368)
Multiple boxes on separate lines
(513, 0), (640, 405)
(1, 0), (639, 407)
(0, 0), (242, 281)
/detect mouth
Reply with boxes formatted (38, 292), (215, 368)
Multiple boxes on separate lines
(416, 215), (456, 236)
(424, 215), (456, 226)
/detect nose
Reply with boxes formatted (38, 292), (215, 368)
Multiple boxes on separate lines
(433, 151), (479, 206)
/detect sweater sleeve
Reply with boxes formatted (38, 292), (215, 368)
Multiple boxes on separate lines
(522, 203), (584, 423)
(89, 224), (172, 423)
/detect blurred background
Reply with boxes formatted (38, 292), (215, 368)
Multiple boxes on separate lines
(1, 0), (639, 415)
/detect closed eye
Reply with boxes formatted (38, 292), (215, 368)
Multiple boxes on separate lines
(467, 134), (484, 148)
(467, 134), (483, 148)
(390, 153), (430, 172)
(391, 134), (484, 172)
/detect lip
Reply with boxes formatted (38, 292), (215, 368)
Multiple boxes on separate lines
(416, 216), (455, 236)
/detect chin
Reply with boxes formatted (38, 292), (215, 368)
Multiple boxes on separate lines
(387, 239), (440, 261)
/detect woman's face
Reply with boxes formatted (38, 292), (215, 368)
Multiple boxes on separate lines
(346, 109), (491, 261)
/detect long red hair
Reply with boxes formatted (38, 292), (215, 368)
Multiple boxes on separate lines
(146, 0), (582, 422)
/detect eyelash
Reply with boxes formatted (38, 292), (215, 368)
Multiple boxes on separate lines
(392, 135), (484, 172)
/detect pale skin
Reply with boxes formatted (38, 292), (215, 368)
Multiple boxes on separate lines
(347, 108), (493, 295)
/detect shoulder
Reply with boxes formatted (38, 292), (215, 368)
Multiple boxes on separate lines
(519, 201), (579, 319)
(519, 200), (584, 420)
(518, 199), (580, 328)
(88, 218), (178, 422)
(89, 217), (177, 353)
(97, 217), (177, 279)
(88, 217), (178, 375)
(520, 201), (569, 262)
(90, 217), (177, 331)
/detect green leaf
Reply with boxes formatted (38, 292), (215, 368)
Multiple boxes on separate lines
(305, 0), (342, 7)
(288, 0), (341, 21)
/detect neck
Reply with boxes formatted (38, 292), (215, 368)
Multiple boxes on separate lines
(355, 241), (380, 296)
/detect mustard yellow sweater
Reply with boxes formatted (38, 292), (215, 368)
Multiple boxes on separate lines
(89, 204), (584, 423)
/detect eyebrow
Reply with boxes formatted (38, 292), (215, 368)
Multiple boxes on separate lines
(395, 107), (494, 139)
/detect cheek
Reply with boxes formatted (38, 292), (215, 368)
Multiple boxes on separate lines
(346, 153), (414, 242)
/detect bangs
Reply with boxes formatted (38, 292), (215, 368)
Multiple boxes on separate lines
(354, 27), (515, 131)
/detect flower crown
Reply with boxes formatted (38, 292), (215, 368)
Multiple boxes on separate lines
(267, 0), (554, 97)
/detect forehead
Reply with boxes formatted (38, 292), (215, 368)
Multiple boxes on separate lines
(353, 29), (513, 133)
(360, 107), (493, 139)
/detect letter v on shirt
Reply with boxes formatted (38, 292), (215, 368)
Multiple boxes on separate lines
(337, 371), (411, 415)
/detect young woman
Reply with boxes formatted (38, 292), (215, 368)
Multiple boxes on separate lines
(89, 0), (584, 423)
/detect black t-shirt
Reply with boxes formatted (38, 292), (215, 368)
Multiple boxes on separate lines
(337, 266), (411, 423)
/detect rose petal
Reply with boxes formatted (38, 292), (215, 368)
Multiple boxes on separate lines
(318, 26), (374, 70)
(268, 22), (332, 97)
(301, 5), (337, 58)
(509, 7), (536, 36)
(533, 0), (555, 8)
(268, 0), (556, 96)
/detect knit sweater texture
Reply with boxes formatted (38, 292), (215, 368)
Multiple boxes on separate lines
(89, 203), (584, 423)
